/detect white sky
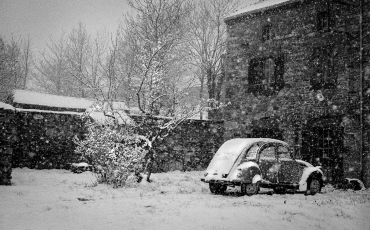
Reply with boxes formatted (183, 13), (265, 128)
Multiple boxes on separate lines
(0, 0), (258, 55)
(0, 0), (131, 54)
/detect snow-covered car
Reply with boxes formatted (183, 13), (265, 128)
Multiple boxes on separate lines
(201, 138), (324, 196)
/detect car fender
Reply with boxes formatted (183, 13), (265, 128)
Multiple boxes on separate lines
(252, 174), (262, 184)
(237, 162), (261, 184)
(298, 167), (323, 191)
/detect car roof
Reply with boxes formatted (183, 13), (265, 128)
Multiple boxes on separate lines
(206, 138), (288, 175)
(224, 138), (288, 147)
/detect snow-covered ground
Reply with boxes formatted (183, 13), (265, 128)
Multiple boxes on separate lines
(1, 168), (369, 230)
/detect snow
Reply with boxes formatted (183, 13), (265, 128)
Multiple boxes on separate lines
(345, 178), (366, 191)
(15, 108), (83, 115)
(225, 0), (299, 21)
(71, 162), (91, 168)
(13, 90), (95, 110)
(11, 90), (134, 123)
(0, 102), (15, 110)
(1, 168), (369, 230)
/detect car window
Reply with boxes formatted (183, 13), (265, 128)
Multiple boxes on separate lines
(277, 145), (290, 160)
(260, 146), (275, 159)
(245, 144), (259, 159)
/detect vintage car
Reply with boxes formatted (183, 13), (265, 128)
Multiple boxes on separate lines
(201, 138), (324, 196)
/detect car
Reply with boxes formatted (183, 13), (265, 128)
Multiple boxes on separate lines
(201, 138), (324, 196)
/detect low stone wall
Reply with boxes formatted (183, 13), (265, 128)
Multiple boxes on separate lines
(131, 115), (224, 172)
(0, 108), (16, 185)
(11, 111), (86, 169)
(1, 109), (224, 174)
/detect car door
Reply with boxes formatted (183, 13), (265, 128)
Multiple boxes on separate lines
(277, 144), (303, 184)
(258, 143), (278, 183)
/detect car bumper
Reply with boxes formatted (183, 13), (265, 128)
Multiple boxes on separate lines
(201, 178), (241, 186)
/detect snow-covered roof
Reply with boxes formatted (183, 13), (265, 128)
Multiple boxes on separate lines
(11, 90), (133, 122)
(12, 90), (95, 110)
(225, 0), (300, 21)
(0, 102), (15, 110)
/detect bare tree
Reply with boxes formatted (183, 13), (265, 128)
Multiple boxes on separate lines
(122, 0), (194, 116)
(65, 23), (92, 98)
(186, 0), (239, 119)
(34, 34), (70, 95)
(115, 0), (210, 181)
(0, 36), (33, 101)
(20, 37), (33, 89)
(34, 24), (113, 99)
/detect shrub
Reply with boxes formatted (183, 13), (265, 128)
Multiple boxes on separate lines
(74, 119), (149, 187)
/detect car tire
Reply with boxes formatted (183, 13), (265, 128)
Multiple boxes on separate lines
(241, 182), (259, 196)
(306, 177), (321, 196)
(209, 183), (227, 194)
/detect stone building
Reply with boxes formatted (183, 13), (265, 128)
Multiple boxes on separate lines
(223, 0), (370, 185)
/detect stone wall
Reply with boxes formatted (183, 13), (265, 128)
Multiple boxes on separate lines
(224, 0), (370, 185)
(0, 109), (224, 175)
(131, 115), (224, 172)
(0, 108), (16, 185)
(10, 111), (86, 169)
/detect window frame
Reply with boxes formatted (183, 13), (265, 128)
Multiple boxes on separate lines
(316, 11), (331, 31)
(310, 46), (337, 90)
(247, 54), (285, 95)
(259, 145), (276, 160)
(262, 24), (274, 42)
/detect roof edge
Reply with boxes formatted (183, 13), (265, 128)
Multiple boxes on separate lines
(224, 0), (302, 22)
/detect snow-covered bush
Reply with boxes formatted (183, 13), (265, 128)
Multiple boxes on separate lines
(74, 119), (149, 187)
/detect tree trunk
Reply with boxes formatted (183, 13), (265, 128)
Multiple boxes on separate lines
(199, 74), (205, 120)
(144, 148), (155, 182)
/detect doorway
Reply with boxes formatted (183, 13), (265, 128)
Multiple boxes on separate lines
(301, 117), (344, 183)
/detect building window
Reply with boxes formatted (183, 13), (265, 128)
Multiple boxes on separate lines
(310, 46), (337, 90)
(262, 24), (274, 42)
(365, 64), (370, 80)
(248, 55), (285, 95)
(317, 11), (330, 31)
(264, 58), (275, 85)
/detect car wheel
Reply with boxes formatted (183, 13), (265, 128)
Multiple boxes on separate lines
(241, 183), (259, 196)
(306, 178), (321, 196)
(209, 183), (227, 194)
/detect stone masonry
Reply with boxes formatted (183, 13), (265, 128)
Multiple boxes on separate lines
(223, 0), (370, 186)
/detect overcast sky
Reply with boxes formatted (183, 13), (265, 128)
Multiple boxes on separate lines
(0, 0), (257, 55)
(0, 0), (131, 54)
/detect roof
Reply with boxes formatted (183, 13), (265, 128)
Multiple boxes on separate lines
(11, 90), (133, 123)
(225, 0), (300, 21)
(12, 90), (95, 110)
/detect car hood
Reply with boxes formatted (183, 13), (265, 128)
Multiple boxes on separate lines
(295, 159), (314, 167)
